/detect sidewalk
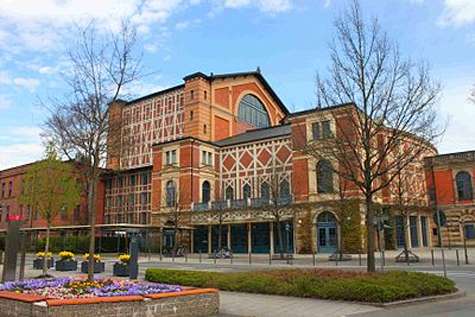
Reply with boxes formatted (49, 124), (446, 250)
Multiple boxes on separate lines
(218, 291), (380, 317)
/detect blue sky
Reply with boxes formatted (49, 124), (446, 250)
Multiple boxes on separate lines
(0, 0), (474, 169)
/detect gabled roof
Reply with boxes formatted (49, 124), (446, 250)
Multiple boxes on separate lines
(214, 124), (291, 147)
(184, 70), (290, 115)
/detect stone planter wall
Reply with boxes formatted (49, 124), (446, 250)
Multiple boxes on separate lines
(80, 261), (105, 273)
(0, 288), (219, 317)
(113, 262), (129, 277)
(55, 260), (77, 272)
(33, 258), (54, 270)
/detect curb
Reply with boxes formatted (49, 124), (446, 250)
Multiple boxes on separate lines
(368, 289), (465, 308)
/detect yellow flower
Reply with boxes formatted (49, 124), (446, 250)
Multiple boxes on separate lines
(59, 251), (75, 260)
(118, 254), (131, 263)
(36, 251), (52, 258)
(82, 253), (101, 262)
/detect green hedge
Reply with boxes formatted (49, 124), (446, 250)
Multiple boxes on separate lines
(145, 268), (456, 303)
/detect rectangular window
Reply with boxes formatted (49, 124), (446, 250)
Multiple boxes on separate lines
(130, 175), (136, 186)
(322, 120), (332, 138)
(202, 151), (213, 166)
(8, 181), (12, 197)
(165, 150), (177, 165)
(1, 182), (5, 198)
(312, 122), (320, 140)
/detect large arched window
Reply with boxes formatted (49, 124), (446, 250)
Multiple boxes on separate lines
(237, 94), (270, 128)
(260, 182), (270, 200)
(317, 160), (334, 193)
(456, 171), (473, 200)
(242, 184), (251, 199)
(279, 180), (290, 198)
(166, 180), (176, 207)
(225, 186), (234, 200)
(202, 181), (211, 203)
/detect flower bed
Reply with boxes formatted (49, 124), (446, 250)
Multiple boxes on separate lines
(0, 278), (219, 317)
(0, 278), (182, 299)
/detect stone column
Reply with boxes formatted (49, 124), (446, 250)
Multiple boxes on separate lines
(269, 222), (274, 255)
(208, 225), (212, 255)
(247, 223), (252, 254)
(417, 215), (424, 248)
(227, 224), (231, 249)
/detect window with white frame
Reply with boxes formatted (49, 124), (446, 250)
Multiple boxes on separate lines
(201, 150), (213, 166)
(165, 150), (177, 165)
(311, 120), (333, 140)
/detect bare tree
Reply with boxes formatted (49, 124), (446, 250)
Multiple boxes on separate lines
(391, 161), (425, 263)
(43, 20), (142, 280)
(162, 182), (188, 257)
(263, 169), (292, 260)
(301, 0), (442, 272)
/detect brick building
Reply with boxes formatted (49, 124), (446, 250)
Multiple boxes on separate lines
(425, 150), (475, 247)
(0, 161), (90, 232)
(102, 70), (436, 254)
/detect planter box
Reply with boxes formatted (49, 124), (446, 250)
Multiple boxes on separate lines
(113, 262), (130, 277)
(80, 261), (105, 273)
(33, 258), (54, 270)
(55, 260), (78, 272)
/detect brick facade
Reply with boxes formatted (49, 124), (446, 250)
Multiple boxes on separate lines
(425, 151), (475, 247)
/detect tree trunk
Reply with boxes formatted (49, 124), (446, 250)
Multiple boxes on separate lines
(365, 195), (376, 272)
(402, 217), (409, 264)
(43, 224), (51, 277)
(87, 179), (97, 281)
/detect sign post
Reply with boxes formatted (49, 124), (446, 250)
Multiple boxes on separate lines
(433, 209), (447, 278)
(2, 215), (23, 282)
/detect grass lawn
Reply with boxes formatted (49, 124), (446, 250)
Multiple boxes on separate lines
(145, 268), (456, 303)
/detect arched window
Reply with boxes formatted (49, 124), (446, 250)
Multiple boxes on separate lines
(317, 160), (334, 193)
(456, 171), (473, 200)
(243, 184), (251, 199)
(317, 211), (337, 224)
(279, 180), (290, 198)
(238, 94), (270, 128)
(166, 180), (176, 207)
(261, 182), (270, 200)
(202, 181), (211, 203)
(225, 186), (234, 200)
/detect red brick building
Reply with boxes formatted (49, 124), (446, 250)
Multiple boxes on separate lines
(425, 151), (475, 247)
(0, 162), (90, 231)
(102, 70), (436, 254)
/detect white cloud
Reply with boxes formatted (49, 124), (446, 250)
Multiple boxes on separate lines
(0, 126), (44, 170)
(222, 0), (293, 13)
(439, 0), (475, 26)
(0, 143), (44, 170)
(437, 79), (475, 154)
(0, 0), (197, 53)
(13, 77), (40, 92)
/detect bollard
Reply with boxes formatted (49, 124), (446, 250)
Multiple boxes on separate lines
(358, 253), (362, 266)
(335, 254), (338, 266)
(431, 249), (435, 266)
(248, 252), (252, 265)
(312, 252), (316, 267)
(214, 253), (217, 265)
(456, 249), (460, 266)
(230, 253), (233, 265)
(465, 247), (469, 265)
(199, 250), (202, 263)
(185, 252), (188, 263)
(269, 252), (272, 265)
(441, 248), (447, 278)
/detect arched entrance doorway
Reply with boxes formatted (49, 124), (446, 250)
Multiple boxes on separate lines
(316, 211), (337, 253)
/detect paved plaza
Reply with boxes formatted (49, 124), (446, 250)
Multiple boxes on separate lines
(5, 249), (474, 317)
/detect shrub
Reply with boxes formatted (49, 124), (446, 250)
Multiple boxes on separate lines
(145, 268), (456, 303)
